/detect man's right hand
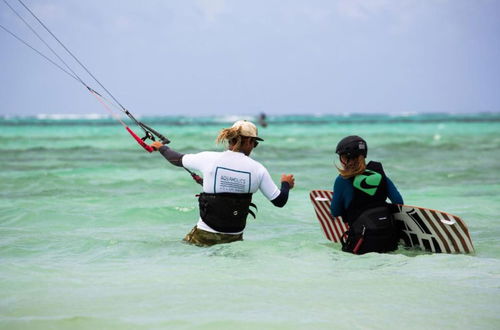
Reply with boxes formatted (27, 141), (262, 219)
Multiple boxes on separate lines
(150, 141), (164, 151)
(281, 174), (295, 189)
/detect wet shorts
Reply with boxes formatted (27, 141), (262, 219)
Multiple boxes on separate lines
(183, 226), (243, 247)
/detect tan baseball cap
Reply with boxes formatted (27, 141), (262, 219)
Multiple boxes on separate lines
(231, 120), (264, 141)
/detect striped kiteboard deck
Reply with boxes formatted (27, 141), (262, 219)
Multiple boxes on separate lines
(310, 190), (474, 254)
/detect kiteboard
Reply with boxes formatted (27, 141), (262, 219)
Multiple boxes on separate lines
(310, 190), (474, 254)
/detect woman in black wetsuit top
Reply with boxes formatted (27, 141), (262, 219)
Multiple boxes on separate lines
(331, 135), (403, 254)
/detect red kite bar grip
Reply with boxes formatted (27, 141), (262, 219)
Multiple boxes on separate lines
(126, 127), (154, 153)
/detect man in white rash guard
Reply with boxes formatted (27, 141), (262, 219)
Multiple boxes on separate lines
(150, 120), (295, 246)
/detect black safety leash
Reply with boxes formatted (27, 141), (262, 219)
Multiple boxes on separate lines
(2, 0), (202, 186)
(185, 168), (204, 185)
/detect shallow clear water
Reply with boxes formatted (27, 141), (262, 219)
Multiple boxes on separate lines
(1, 113), (499, 329)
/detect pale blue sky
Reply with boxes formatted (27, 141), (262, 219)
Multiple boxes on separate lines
(1, 0), (499, 116)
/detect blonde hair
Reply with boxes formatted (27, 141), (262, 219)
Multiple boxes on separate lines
(216, 126), (244, 151)
(336, 155), (366, 179)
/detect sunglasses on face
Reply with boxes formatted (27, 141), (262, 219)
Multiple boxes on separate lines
(242, 137), (259, 148)
(339, 154), (352, 163)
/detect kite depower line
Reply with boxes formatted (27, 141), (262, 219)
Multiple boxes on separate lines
(1, 0), (203, 185)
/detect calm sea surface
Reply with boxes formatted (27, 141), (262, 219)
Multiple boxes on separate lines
(1, 113), (499, 329)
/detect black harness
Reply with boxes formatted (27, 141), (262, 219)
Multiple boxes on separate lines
(341, 161), (398, 254)
(198, 193), (257, 233)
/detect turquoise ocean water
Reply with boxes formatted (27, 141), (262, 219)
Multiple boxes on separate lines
(1, 113), (499, 329)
